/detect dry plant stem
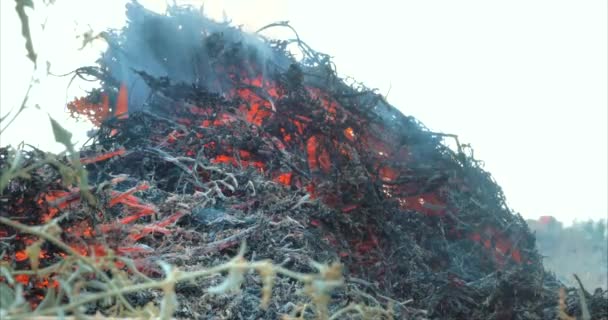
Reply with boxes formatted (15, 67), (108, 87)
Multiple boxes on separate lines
(10, 262), (61, 276)
(13, 317), (172, 320)
(0, 74), (35, 135)
(573, 274), (591, 320)
(34, 260), (318, 316)
(1, 214), (348, 318)
(192, 226), (257, 255)
(0, 217), (137, 314)
(326, 302), (393, 320)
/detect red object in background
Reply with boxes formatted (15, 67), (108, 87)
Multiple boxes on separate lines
(538, 215), (557, 225)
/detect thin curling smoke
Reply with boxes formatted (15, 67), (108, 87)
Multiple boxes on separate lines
(99, 1), (290, 110)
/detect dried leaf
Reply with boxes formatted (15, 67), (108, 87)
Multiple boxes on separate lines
(15, 0), (37, 66)
(49, 116), (73, 151)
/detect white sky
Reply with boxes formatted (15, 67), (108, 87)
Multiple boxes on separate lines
(1, 0), (606, 224)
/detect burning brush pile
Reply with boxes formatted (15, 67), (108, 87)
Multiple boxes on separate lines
(1, 2), (607, 319)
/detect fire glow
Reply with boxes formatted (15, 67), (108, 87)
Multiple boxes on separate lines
(64, 65), (523, 268)
(1, 4), (533, 311)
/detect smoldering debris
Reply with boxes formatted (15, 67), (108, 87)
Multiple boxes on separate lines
(1, 2), (606, 319)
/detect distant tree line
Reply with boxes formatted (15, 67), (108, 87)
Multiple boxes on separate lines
(527, 216), (607, 290)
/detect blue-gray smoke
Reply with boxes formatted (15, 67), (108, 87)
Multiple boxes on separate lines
(98, 1), (290, 109)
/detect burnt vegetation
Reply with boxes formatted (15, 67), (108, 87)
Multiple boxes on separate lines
(1, 1), (607, 319)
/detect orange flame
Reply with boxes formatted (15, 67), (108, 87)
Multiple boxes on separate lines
(115, 84), (129, 119)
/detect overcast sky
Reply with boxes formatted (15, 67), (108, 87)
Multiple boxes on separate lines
(1, 0), (606, 224)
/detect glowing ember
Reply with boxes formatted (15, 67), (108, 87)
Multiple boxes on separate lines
(0, 5), (552, 317)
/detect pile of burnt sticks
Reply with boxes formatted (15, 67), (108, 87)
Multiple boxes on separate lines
(1, 2), (606, 319)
